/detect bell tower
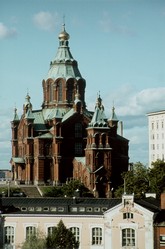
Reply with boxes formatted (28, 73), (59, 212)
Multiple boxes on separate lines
(85, 95), (112, 198)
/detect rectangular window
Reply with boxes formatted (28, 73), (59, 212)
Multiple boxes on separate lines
(92, 227), (102, 245)
(50, 207), (57, 212)
(26, 226), (36, 240)
(75, 123), (82, 138)
(47, 227), (55, 236)
(123, 212), (133, 219)
(35, 207), (42, 212)
(5, 226), (14, 244)
(71, 207), (78, 212)
(79, 207), (85, 212)
(58, 207), (64, 212)
(122, 228), (135, 246)
(75, 142), (82, 155)
(28, 207), (34, 212)
(152, 122), (154, 130)
(69, 227), (80, 242)
(160, 235), (165, 244)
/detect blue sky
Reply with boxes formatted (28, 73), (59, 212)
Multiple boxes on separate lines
(0, 0), (165, 170)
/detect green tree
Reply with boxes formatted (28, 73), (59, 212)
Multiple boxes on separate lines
(42, 179), (93, 197)
(62, 179), (93, 197)
(46, 220), (79, 249)
(115, 162), (150, 198)
(149, 159), (165, 197)
(21, 230), (46, 249)
(115, 160), (165, 199)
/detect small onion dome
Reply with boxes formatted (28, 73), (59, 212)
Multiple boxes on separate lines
(58, 24), (70, 41)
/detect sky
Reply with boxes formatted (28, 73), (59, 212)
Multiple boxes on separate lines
(0, 0), (165, 170)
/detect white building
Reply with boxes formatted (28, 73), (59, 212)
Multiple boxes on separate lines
(147, 110), (165, 167)
(0, 195), (159, 249)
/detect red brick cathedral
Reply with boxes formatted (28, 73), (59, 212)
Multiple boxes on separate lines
(10, 25), (129, 197)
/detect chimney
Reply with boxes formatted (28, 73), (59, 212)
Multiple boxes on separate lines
(161, 193), (165, 209)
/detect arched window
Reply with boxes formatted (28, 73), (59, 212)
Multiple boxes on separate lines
(95, 133), (100, 148)
(69, 227), (80, 243)
(92, 227), (102, 245)
(122, 228), (135, 247)
(67, 82), (74, 102)
(49, 83), (54, 102)
(26, 226), (36, 240)
(4, 226), (14, 245)
(101, 133), (106, 147)
(58, 81), (63, 102)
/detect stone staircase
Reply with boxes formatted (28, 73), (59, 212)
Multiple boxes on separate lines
(20, 186), (41, 198)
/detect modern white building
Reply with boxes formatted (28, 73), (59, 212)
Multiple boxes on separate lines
(0, 195), (159, 249)
(147, 110), (165, 167)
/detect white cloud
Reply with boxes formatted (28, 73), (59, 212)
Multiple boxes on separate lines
(33, 11), (59, 32)
(93, 86), (165, 165)
(99, 12), (136, 36)
(0, 22), (17, 39)
(103, 86), (165, 117)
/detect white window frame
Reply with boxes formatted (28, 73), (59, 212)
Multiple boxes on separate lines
(122, 228), (135, 247)
(69, 226), (80, 243)
(90, 226), (103, 245)
(45, 223), (57, 237)
(4, 225), (15, 248)
(119, 224), (137, 249)
(23, 223), (38, 241)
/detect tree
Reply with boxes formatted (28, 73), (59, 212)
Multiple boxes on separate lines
(21, 230), (46, 249)
(62, 179), (93, 197)
(149, 159), (165, 197)
(115, 160), (165, 199)
(114, 162), (150, 198)
(46, 220), (79, 249)
(42, 179), (93, 198)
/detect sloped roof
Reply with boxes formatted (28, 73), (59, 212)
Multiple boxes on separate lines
(89, 95), (108, 128)
(1, 196), (161, 217)
(1, 197), (121, 215)
(35, 132), (53, 139)
(43, 108), (67, 121)
(74, 157), (85, 164)
(33, 111), (47, 131)
(62, 108), (76, 122)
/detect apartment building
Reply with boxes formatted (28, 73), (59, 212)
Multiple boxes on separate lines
(147, 110), (165, 167)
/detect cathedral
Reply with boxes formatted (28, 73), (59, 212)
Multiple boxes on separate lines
(10, 24), (129, 197)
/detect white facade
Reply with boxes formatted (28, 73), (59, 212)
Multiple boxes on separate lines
(1, 195), (155, 249)
(147, 110), (165, 167)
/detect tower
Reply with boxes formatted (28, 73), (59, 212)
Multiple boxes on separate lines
(73, 95), (129, 197)
(42, 23), (86, 110)
(85, 95), (112, 197)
